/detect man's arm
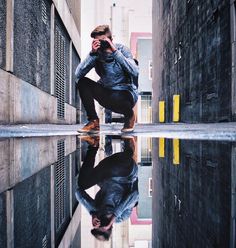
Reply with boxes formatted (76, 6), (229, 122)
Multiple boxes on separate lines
(75, 39), (101, 82)
(113, 190), (139, 222)
(112, 46), (139, 77)
(75, 54), (97, 83)
(75, 186), (97, 214)
(104, 38), (139, 77)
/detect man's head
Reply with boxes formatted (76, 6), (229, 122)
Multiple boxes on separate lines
(90, 25), (112, 40)
(91, 228), (112, 241)
(91, 214), (114, 241)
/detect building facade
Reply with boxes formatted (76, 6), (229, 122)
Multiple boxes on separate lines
(153, 0), (236, 123)
(0, 0), (81, 124)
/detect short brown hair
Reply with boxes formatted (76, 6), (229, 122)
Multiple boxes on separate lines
(90, 25), (112, 39)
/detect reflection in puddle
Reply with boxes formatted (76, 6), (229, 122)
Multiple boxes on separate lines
(152, 139), (236, 248)
(78, 136), (152, 247)
(0, 136), (235, 247)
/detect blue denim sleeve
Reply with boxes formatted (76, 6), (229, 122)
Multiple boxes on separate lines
(75, 187), (97, 214)
(75, 53), (97, 83)
(113, 190), (139, 222)
(113, 46), (139, 77)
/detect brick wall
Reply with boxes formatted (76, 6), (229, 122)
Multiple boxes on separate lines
(153, 0), (232, 123)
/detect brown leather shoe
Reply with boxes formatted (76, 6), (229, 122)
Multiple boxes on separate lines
(121, 113), (135, 132)
(78, 119), (100, 133)
(80, 135), (100, 147)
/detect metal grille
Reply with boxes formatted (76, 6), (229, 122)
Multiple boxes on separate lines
(42, 235), (47, 248)
(41, 0), (47, 24)
(55, 140), (66, 231)
(55, 26), (66, 119)
(140, 94), (152, 123)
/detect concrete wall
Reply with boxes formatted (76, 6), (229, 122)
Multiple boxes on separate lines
(137, 39), (152, 92)
(153, 0), (234, 123)
(0, 135), (76, 193)
(66, 0), (81, 35)
(0, 0), (81, 124)
(0, 69), (76, 124)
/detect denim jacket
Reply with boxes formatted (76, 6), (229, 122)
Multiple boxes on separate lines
(75, 162), (139, 223)
(75, 44), (139, 103)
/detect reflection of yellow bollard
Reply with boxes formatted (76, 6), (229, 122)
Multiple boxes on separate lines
(159, 138), (165, 158)
(173, 139), (180, 165)
(159, 101), (165, 123)
(173, 95), (180, 122)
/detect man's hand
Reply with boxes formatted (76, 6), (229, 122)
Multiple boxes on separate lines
(92, 39), (101, 53)
(103, 37), (117, 52)
(98, 215), (115, 231)
(92, 215), (101, 228)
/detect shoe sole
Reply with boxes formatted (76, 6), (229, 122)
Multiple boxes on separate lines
(121, 128), (134, 133)
(77, 130), (100, 134)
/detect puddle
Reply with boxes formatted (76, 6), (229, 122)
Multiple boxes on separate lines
(0, 135), (235, 248)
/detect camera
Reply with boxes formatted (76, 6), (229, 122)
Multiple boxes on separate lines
(99, 40), (110, 50)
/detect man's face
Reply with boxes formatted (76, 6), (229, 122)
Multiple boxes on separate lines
(95, 34), (108, 40)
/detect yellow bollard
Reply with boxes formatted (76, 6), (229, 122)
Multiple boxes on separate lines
(173, 139), (180, 165)
(159, 101), (165, 123)
(173, 95), (180, 122)
(159, 138), (165, 158)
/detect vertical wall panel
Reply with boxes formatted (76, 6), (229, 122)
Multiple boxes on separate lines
(13, 0), (51, 93)
(72, 44), (80, 108)
(54, 140), (70, 246)
(0, 0), (6, 69)
(14, 167), (51, 248)
(0, 193), (7, 248)
(54, 13), (70, 119)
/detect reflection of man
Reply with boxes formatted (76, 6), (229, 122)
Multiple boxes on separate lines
(75, 25), (139, 133)
(76, 136), (138, 241)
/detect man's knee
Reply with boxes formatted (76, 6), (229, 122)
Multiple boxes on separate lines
(77, 77), (93, 89)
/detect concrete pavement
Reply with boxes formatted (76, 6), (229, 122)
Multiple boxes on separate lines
(0, 122), (236, 141)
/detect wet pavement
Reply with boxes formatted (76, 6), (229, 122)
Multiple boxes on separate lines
(0, 133), (235, 247)
(0, 122), (236, 140)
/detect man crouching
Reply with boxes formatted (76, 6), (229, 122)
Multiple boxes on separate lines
(75, 25), (139, 133)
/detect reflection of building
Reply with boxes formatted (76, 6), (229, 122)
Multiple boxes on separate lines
(79, 136), (152, 248)
(152, 138), (236, 247)
(0, 0), (82, 124)
(0, 136), (81, 247)
(153, 0), (236, 123)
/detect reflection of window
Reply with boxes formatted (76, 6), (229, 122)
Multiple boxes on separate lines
(148, 60), (152, 80)
(140, 92), (152, 123)
(148, 178), (152, 197)
(140, 137), (152, 166)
